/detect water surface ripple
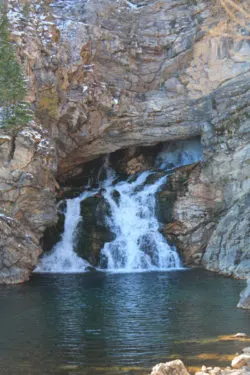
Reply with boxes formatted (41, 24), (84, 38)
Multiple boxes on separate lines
(0, 270), (249, 375)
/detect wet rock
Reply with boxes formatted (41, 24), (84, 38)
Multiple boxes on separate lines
(42, 208), (65, 252)
(156, 163), (218, 265)
(149, 359), (190, 375)
(74, 195), (115, 266)
(111, 190), (120, 205)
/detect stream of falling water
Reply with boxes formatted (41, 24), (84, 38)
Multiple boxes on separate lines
(35, 139), (202, 273)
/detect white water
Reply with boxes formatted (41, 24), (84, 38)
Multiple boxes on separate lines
(100, 172), (180, 271)
(35, 192), (93, 273)
(156, 139), (203, 170)
(35, 139), (202, 274)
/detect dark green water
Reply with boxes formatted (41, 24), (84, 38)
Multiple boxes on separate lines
(0, 269), (249, 375)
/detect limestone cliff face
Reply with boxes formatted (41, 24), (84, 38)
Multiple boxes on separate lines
(0, 0), (249, 283)
(161, 105), (250, 278)
(0, 125), (57, 283)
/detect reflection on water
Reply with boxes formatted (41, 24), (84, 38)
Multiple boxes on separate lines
(0, 270), (249, 375)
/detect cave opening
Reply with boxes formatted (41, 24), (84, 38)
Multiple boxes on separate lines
(40, 136), (203, 271)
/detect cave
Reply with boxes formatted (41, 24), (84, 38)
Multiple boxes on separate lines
(41, 137), (203, 271)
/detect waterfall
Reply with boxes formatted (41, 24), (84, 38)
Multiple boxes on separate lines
(35, 192), (93, 273)
(99, 172), (180, 271)
(35, 139), (202, 274)
(155, 139), (203, 170)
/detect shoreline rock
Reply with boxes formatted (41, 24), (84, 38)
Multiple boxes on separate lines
(149, 347), (250, 375)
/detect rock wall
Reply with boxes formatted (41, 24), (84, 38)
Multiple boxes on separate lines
(0, 124), (57, 283)
(159, 94), (250, 278)
(0, 0), (249, 283)
(238, 278), (250, 309)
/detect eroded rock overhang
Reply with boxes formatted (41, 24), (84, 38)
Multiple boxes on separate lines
(1, 0), (249, 284)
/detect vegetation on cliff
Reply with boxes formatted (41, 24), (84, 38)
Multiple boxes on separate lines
(0, 4), (32, 128)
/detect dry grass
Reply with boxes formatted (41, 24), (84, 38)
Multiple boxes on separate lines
(210, 0), (250, 39)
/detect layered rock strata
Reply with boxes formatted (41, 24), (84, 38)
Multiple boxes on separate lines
(0, 125), (57, 283)
(0, 0), (249, 283)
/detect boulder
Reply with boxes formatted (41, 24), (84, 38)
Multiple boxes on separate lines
(150, 360), (190, 375)
(231, 354), (250, 369)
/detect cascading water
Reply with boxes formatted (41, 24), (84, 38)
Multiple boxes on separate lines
(35, 139), (203, 274)
(100, 172), (180, 271)
(35, 192), (94, 273)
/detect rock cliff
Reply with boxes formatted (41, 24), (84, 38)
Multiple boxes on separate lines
(0, 124), (57, 283)
(0, 0), (249, 283)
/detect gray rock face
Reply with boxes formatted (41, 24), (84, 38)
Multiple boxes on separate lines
(157, 84), (250, 276)
(0, 215), (41, 284)
(7, 0), (250, 178)
(0, 0), (249, 282)
(203, 195), (250, 278)
(238, 278), (250, 309)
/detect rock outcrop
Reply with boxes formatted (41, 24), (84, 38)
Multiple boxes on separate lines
(75, 195), (115, 266)
(0, 0), (249, 282)
(0, 124), (57, 283)
(238, 278), (250, 309)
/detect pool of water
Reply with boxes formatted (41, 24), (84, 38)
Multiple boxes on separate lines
(0, 269), (249, 375)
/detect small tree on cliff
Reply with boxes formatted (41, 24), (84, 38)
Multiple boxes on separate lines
(0, 4), (32, 128)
